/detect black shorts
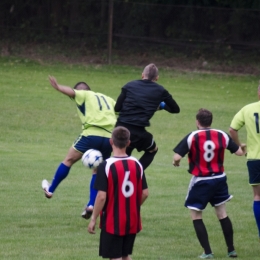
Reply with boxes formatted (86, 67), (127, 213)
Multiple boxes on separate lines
(116, 122), (155, 152)
(99, 230), (136, 258)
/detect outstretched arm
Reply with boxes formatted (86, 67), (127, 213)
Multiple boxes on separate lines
(49, 76), (75, 98)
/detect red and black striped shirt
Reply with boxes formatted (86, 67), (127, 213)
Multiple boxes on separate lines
(173, 129), (239, 176)
(95, 156), (147, 235)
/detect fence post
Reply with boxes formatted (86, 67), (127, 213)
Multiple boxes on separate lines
(108, 0), (113, 65)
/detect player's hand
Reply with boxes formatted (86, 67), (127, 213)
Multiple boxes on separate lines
(173, 161), (180, 167)
(48, 75), (59, 90)
(240, 143), (247, 155)
(87, 219), (96, 234)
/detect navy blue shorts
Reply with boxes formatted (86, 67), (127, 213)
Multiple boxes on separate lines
(73, 135), (112, 160)
(247, 160), (260, 185)
(185, 174), (232, 211)
(99, 230), (136, 258)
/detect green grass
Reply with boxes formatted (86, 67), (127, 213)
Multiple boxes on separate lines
(0, 56), (259, 259)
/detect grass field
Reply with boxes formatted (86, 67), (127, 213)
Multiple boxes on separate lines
(0, 56), (259, 259)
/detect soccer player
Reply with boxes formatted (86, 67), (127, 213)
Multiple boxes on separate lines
(173, 108), (245, 259)
(41, 76), (117, 219)
(88, 126), (148, 260)
(229, 83), (260, 242)
(115, 63), (180, 170)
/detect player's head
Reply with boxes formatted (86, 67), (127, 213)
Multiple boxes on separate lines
(142, 63), (159, 81)
(111, 126), (130, 149)
(74, 82), (90, 90)
(196, 108), (212, 128)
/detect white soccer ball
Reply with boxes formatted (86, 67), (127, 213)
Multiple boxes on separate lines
(82, 149), (103, 169)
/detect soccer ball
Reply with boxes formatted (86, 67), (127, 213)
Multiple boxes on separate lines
(82, 149), (103, 169)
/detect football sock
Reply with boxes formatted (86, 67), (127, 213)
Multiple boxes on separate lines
(193, 219), (212, 254)
(87, 173), (97, 207)
(253, 200), (260, 237)
(219, 216), (235, 253)
(49, 163), (70, 193)
(139, 148), (158, 170)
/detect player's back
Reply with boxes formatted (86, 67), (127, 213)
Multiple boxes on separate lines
(188, 129), (229, 176)
(103, 156), (144, 235)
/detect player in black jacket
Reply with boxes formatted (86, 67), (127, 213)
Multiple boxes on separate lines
(115, 63), (180, 170)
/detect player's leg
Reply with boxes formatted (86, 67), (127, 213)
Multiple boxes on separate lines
(137, 131), (158, 170)
(252, 185), (260, 238)
(191, 210), (213, 258)
(215, 204), (236, 257)
(82, 136), (112, 219)
(186, 177), (213, 258)
(212, 176), (236, 257)
(42, 146), (82, 198)
(247, 160), (260, 239)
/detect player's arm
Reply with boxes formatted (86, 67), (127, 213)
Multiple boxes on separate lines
(172, 134), (189, 166)
(229, 127), (241, 146)
(227, 132), (246, 156)
(49, 76), (75, 98)
(141, 173), (148, 205)
(141, 188), (149, 205)
(173, 153), (183, 167)
(114, 88), (126, 112)
(88, 190), (106, 234)
(159, 90), (180, 113)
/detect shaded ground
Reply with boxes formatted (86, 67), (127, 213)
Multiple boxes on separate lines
(1, 42), (260, 76)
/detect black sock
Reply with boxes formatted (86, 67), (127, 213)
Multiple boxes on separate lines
(219, 216), (235, 253)
(193, 219), (212, 254)
(139, 148), (158, 170)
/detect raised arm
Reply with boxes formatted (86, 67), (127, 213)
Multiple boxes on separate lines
(49, 76), (75, 98)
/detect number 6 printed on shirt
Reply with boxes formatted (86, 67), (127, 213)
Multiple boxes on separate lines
(121, 171), (134, 197)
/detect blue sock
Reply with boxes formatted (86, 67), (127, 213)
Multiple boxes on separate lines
(253, 201), (260, 237)
(49, 163), (70, 193)
(87, 174), (98, 207)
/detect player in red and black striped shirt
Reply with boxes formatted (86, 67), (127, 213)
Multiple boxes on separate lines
(88, 126), (148, 259)
(173, 108), (246, 259)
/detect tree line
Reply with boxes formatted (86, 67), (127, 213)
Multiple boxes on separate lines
(1, 0), (260, 51)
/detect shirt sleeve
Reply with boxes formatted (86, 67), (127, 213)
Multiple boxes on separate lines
(227, 135), (240, 154)
(94, 161), (108, 191)
(74, 89), (87, 105)
(230, 108), (245, 130)
(173, 134), (190, 157)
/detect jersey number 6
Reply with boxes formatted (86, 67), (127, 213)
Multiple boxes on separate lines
(121, 171), (134, 198)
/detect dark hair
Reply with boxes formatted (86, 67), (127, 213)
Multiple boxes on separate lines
(112, 126), (130, 149)
(196, 108), (212, 127)
(143, 63), (158, 81)
(73, 82), (90, 90)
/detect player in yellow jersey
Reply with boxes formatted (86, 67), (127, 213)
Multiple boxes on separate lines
(42, 76), (117, 219)
(229, 82), (260, 241)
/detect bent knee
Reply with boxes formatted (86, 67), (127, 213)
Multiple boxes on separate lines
(148, 146), (158, 153)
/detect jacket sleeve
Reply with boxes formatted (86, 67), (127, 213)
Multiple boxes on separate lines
(164, 96), (180, 113)
(114, 88), (126, 112)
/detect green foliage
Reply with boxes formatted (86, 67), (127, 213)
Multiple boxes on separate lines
(0, 56), (259, 259)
